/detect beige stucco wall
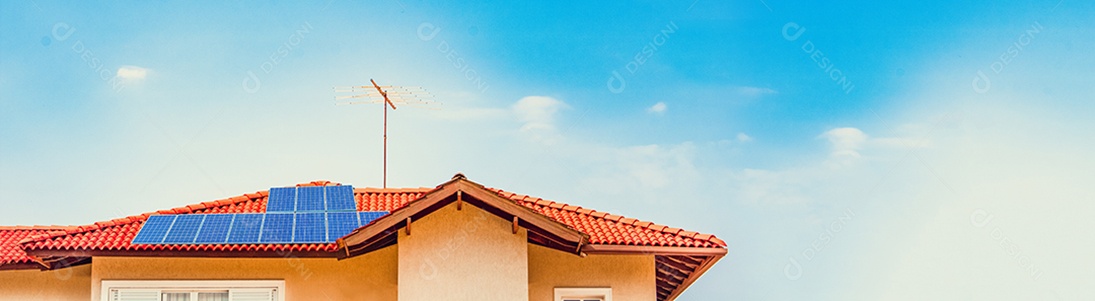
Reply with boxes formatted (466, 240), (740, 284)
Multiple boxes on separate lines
(0, 264), (92, 301)
(89, 244), (398, 301)
(398, 202), (529, 301)
(528, 244), (656, 301)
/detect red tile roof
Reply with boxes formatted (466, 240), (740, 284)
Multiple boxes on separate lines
(492, 189), (725, 248)
(1, 226), (72, 268)
(8, 179), (724, 267)
(18, 181), (431, 256)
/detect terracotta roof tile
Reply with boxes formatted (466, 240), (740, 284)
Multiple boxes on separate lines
(1, 226), (72, 266)
(488, 188), (725, 248)
(7, 180), (724, 268)
(16, 184), (432, 257)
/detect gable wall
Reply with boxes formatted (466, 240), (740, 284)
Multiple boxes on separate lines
(398, 202), (529, 301)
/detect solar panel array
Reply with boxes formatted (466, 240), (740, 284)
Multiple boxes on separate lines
(131, 211), (389, 245)
(132, 185), (390, 245)
(265, 185), (358, 213)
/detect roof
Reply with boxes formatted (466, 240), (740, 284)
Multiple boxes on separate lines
(0, 226), (73, 270)
(494, 188), (724, 248)
(18, 181), (431, 257)
(3, 177), (726, 301)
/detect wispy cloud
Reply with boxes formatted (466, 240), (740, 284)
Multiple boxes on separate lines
(736, 86), (777, 97)
(647, 102), (667, 114)
(820, 127), (868, 158)
(512, 96), (568, 144)
(737, 132), (753, 142)
(116, 65), (149, 81)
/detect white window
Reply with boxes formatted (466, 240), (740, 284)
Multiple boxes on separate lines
(101, 280), (284, 301)
(555, 287), (612, 301)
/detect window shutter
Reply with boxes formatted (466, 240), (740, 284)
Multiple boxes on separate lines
(229, 288), (277, 301)
(109, 289), (161, 301)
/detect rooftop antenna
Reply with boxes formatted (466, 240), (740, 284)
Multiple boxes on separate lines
(334, 79), (437, 188)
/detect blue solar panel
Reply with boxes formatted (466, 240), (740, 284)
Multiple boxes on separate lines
(194, 214), (234, 244)
(227, 214), (264, 243)
(327, 212), (360, 239)
(260, 213), (294, 243)
(296, 186), (325, 211)
(267, 187), (297, 212)
(294, 213), (327, 243)
(132, 215), (176, 244)
(135, 184), (385, 245)
(162, 215), (205, 244)
(325, 186), (356, 211)
(359, 211), (388, 225)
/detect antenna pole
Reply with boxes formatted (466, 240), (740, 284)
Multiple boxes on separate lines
(370, 79), (396, 188)
(335, 79), (432, 189)
(383, 91), (388, 188)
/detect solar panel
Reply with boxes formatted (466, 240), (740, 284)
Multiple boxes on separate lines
(325, 186), (356, 211)
(267, 187), (297, 212)
(162, 214), (205, 244)
(296, 186), (326, 211)
(359, 211), (388, 225)
(227, 214), (264, 244)
(259, 213), (294, 243)
(327, 212), (360, 239)
(133, 184), (386, 245)
(194, 214), (234, 244)
(293, 213), (327, 243)
(132, 215), (176, 244)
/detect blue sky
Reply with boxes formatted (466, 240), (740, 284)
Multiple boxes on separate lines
(2, 0), (1094, 300)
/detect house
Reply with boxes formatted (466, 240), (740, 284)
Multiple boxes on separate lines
(0, 174), (726, 301)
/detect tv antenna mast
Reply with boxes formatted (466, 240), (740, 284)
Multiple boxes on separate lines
(334, 79), (437, 188)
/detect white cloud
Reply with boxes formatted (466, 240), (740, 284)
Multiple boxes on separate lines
(512, 96), (568, 144)
(737, 132), (753, 142)
(116, 65), (149, 81)
(647, 102), (667, 114)
(737, 86), (778, 97)
(820, 127), (868, 158)
(513, 96), (566, 130)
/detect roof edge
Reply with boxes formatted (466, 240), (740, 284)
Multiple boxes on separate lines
(491, 188), (727, 248)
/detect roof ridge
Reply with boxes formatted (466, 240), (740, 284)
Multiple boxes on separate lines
(295, 180), (341, 187)
(487, 188), (725, 247)
(18, 189), (270, 246)
(354, 187), (435, 194)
